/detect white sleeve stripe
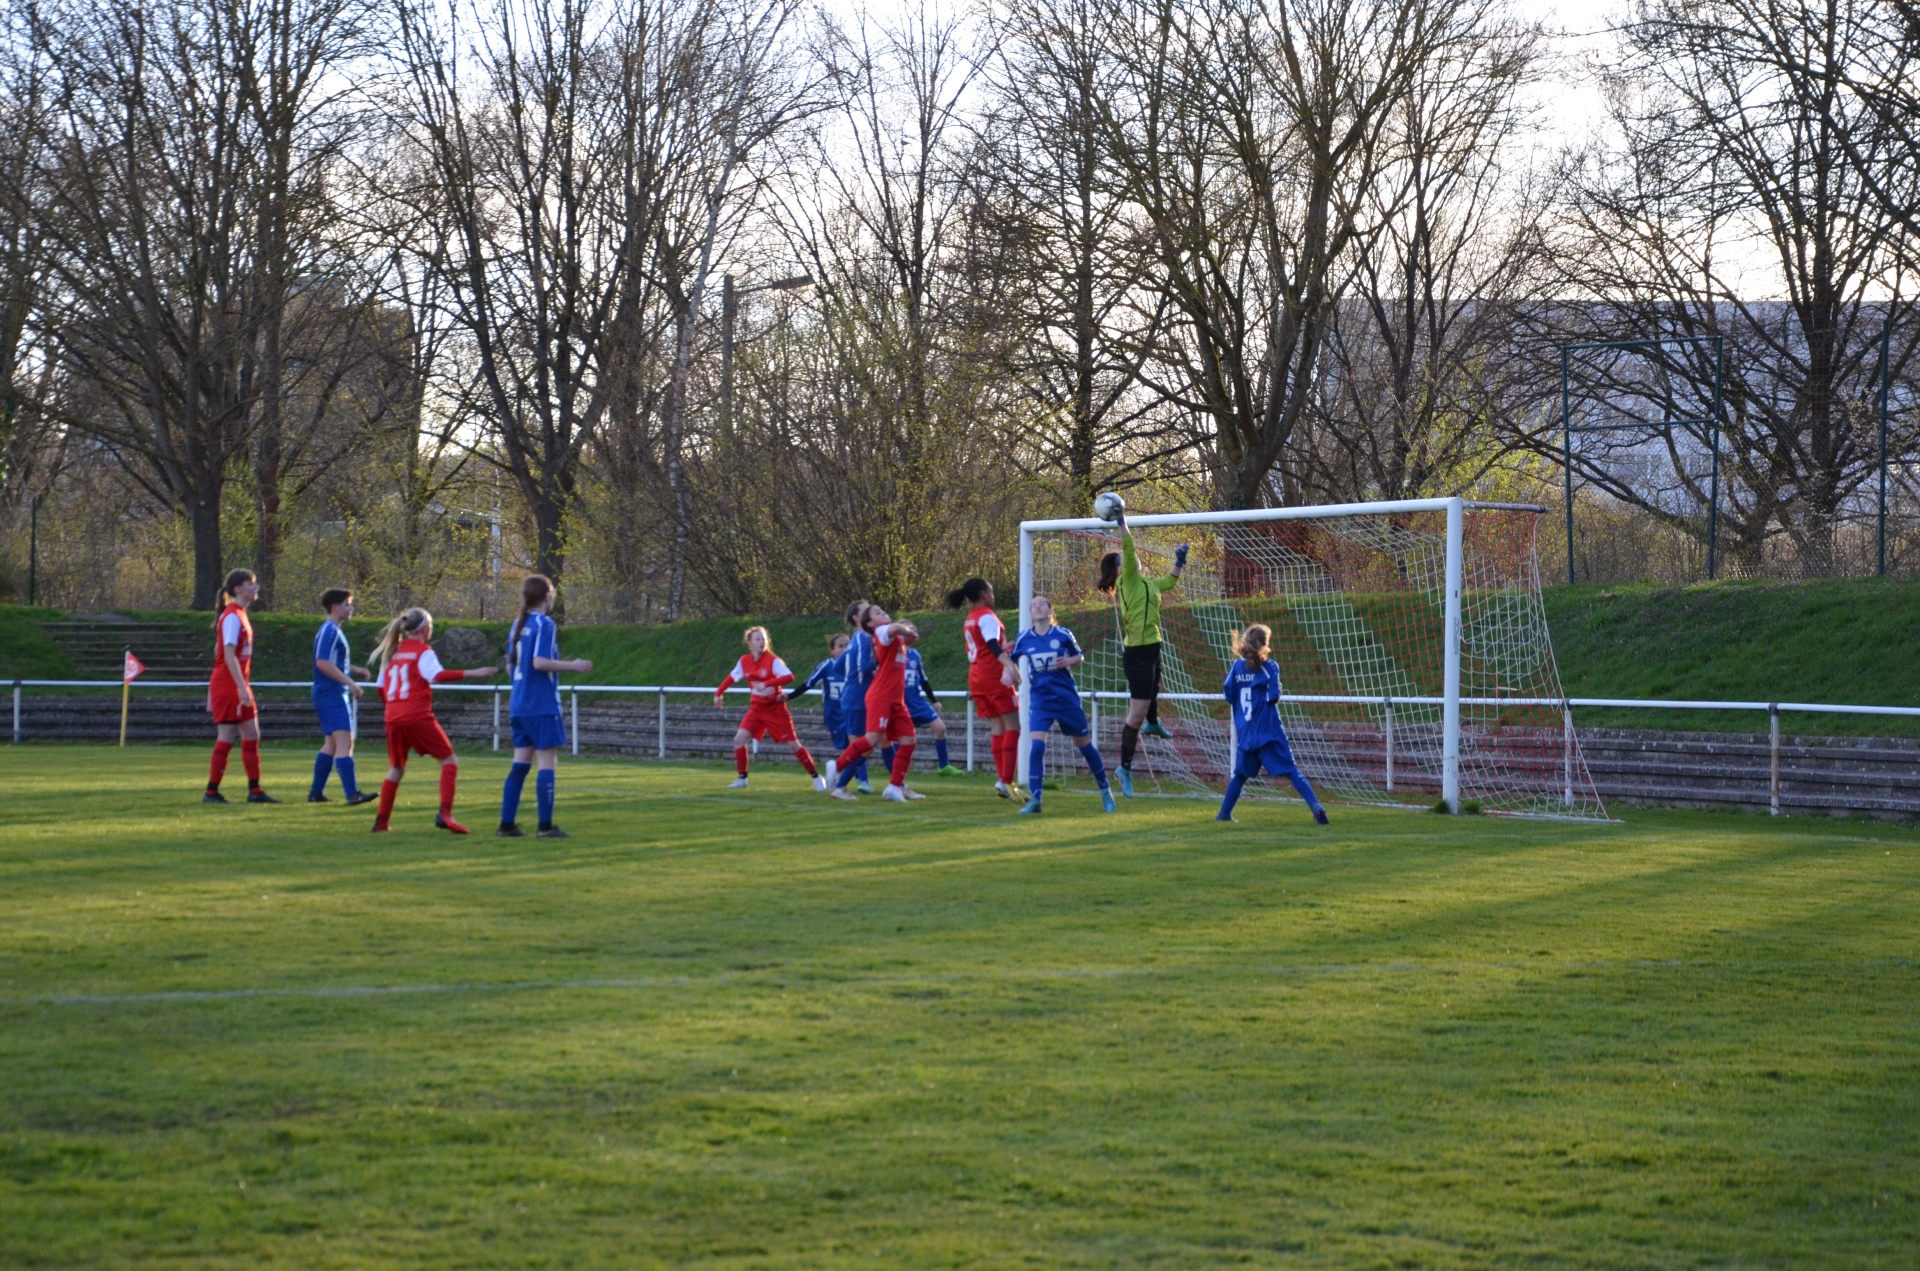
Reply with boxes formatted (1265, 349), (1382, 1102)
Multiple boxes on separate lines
(418, 649), (445, 681)
(221, 613), (242, 646)
(979, 614), (1001, 641)
(731, 658), (748, 682)
(772, 657), (790, 678)
(875, 624), (894, 645)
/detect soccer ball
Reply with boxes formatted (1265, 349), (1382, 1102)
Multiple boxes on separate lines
(1093, 491), (1126, 522)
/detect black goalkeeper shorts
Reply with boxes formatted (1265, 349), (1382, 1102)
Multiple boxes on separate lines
(1122, 643), (1163, 701)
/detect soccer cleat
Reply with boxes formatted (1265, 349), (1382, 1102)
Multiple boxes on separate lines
(726, 776), (750, 789)
(1017, 797), (1043, 815)
(1117, 767), (1133, 798)
(1141, 722), (1173, 740)
(899, 786), (926, 801)
(246, 790), (280, 804)
(202, 790), (229, 804)
(345, 791), (378, 806)
(857, 780), (873, 795)
(1101, 788), (1117, 813)
(881, 784), (907, 803)
(497, 823), (526, 838)
(937, 765), (963, 777)
(823, 760), (837, 786)
(371, 821), (389, 833)
(307, 793), (331, 803)
(1215, 813), (1236, 822)
(435, 814), (470, 835)
(1313, 808), (1330, 825)
(995, 780), (1013, 799)
(536, 825), (571, 839)
(829, 786), (859, 801)
(811, 775), (828, 792)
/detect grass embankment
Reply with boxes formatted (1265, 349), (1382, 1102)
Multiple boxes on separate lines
(2, 746), (1917, 1267)
(0, 606), (76, 679)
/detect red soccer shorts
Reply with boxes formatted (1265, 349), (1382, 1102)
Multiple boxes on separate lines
(209, 687), (258, 725)
(386, 717), (454, 769)
(865, 696), (918, 743)
(970, 682), (1018, 719)
(740, 698), (798, 744)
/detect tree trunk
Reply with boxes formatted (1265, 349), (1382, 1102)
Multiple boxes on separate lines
(664, 296), (695, 621)
(188, 481), (225, 610)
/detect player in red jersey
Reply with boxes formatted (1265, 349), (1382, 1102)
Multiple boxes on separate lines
(714, 625), (824, 791)
(368, 608), (496, 833)
(204, 568), (278, 804)
(825, 603), (923, 803)
(948, 577), (1024, 800)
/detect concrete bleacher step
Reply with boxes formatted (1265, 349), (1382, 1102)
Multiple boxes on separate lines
(38, 617), (208, 678)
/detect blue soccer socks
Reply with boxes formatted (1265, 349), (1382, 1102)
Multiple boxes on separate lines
(501, 761), (532, 827)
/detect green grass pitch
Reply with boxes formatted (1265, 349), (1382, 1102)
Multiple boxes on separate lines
(2, 744), (1916, 1268)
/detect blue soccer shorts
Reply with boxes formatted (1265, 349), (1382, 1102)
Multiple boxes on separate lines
(1028, 698), (1090, 739)
(313, 691), (353, 736)
(1234, 737), (1302, 780)
(511, 714), (568, 751)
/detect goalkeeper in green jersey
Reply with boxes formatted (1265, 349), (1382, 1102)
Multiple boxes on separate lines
(1094, 508), (1187, 798)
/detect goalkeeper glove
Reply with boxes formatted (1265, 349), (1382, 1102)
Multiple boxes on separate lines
(1174, 544), (1189, 569)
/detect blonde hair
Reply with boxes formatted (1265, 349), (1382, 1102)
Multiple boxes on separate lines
(743, 625), (773, 656)
(1237, 623), (1271, 666)
(373, 607), (433, 671)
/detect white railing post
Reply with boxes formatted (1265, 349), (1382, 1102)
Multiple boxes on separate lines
(966, 697), (976, 772)
(658, 688), (667, 759)
(1017, 525), (1034, 789)
(12, 680), (19, 744)
(1441, 497), (1464, 812)
(491, 688), (501, 751)
(1563, 703), (1575, 807)
(1383, 697), (1394, 792)
(1770, 703), (1781, 816)
(571, 689), (580, 756)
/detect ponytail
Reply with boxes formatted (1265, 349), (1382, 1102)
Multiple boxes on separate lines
(1237, 623), (1271, 667)
(373, 607), (432, 673)
(507, 574), (553, 671)
(212, 568), (256, 625)
(1096, 552), (1121, 595)
(946, 577), (991, 609)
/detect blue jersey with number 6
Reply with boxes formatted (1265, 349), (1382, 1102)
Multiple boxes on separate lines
(1224, 657), (1288, 749)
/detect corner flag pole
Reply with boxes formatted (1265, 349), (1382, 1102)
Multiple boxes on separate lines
(119, 650), (132, 747)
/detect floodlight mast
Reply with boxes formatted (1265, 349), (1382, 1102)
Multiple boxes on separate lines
(1015, 497), (1493, 812)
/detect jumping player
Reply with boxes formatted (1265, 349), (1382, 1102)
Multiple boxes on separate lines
(205, 568), (277, 804)
(1095, 508), (1187, 798)
(950, 577), (1023, 799)
(790, 633), (859, 784)
(887, 645), (961, 777)
(369, 608), (496, 833)
(714, 626), (825, 790)
(1009, 595), (1116, 816)
(1217, 623), (1329, 824)
(825, 602), (875, 794)
(499, 575), (594, 838)
(826, 604), (923, 803)
(309, 587), (374, 805)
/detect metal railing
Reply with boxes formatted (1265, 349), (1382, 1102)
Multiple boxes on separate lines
(13, 679), (1920, 817)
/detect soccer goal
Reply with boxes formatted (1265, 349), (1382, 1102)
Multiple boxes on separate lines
(1016, 497), (1608, 819)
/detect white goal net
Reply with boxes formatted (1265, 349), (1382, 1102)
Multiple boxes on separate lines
(1016, 498), (1608, 819)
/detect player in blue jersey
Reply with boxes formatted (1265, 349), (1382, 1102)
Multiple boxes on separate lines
(823, 602), (874, 794)
(1009, 596), (1116, 816)
(789, 632), (852, 761)
(309, 588), (376, 804)
(1217, 623), (1328, 824)
(498, 574), (594, 838)
(883, 645), (961, 778)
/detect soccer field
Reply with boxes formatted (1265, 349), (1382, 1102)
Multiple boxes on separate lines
(2, 746), (1916, 1268)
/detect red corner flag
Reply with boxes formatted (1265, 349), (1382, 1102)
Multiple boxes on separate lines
(123, 651), (146, 683)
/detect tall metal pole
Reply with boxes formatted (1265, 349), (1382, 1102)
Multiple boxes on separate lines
(1559, 349), (1574, 587)
(721, 274), (736, 436)
(1441, 498), (1464, 813)
(1880, 312), (1893, 576)
(1707, 336), (1723, 580)
(27, 493), (37, 606)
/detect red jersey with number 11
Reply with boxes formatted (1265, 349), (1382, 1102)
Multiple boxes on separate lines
(379, 638), (472, 725)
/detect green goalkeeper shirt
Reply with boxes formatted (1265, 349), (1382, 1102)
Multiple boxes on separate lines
(1117, 533), (1180, 648)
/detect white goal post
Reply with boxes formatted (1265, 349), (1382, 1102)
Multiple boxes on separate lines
(1015, 497), (1607, 819)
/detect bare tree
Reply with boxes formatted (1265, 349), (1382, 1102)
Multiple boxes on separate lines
(1552, 0), (1920, 576)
